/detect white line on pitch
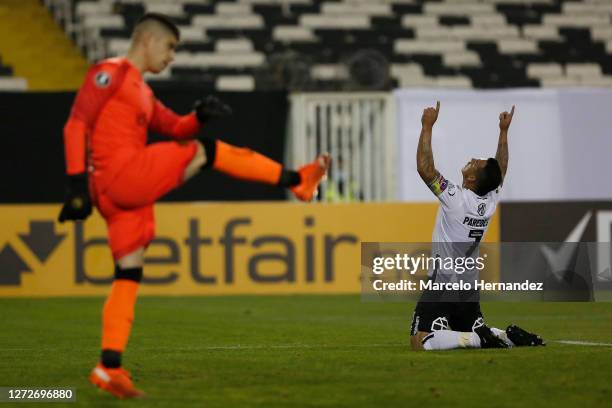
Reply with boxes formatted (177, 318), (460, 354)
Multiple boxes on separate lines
(554, 340), (612, 347)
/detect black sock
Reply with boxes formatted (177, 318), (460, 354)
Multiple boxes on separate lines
(101, 349), (122, 368)
(277, 169), (301, 187)
(200, 137), (217, 170)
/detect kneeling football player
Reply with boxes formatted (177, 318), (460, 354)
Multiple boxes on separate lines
(410, 101), (544, 351)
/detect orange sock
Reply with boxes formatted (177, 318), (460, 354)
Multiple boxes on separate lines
(101, 279), (140, 352)
(212, 140), (282, 185)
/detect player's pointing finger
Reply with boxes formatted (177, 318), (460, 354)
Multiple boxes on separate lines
(509, 105), (515, 117)
(435, 101), (440, 113)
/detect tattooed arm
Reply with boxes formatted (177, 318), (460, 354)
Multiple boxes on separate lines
(417, 101), (441, 185)
(496, 105), (514, 183)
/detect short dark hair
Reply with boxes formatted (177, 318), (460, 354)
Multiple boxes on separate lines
(135, 13), (180, 40)
(475, 158), (502, 196)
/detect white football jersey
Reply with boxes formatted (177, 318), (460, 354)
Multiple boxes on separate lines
(426, 174), (501, 282)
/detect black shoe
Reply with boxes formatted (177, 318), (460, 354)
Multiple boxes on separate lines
(474, 325), (509, 349)
(506, 325), (545, 346)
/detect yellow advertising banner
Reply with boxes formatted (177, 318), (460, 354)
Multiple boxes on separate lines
(0, 203), (499, 297)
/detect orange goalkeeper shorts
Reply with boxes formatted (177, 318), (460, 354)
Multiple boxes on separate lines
(92, 141), (198, 260)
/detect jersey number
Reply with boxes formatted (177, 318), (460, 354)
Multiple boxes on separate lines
(466, 229), (484, 257)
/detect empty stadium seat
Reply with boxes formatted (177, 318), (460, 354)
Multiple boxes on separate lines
(46, 0), (612, 90)
(0, 55), (28, 91)
(0, 77), (28, 91)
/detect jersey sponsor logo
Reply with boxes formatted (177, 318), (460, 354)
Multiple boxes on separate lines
(94, 71), (111, 88)
(463, 217), (489, 227)
(477, 203), (486, 216)
(428, 174), (448, 196)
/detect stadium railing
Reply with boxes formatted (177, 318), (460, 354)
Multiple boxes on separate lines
(288, 92), (396, 202)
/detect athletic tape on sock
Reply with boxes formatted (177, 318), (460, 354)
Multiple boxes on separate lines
(114, 265), (143, 282)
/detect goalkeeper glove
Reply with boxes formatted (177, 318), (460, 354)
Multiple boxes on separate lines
(194, 95), (232, 123)
(58, 173), (92, 222)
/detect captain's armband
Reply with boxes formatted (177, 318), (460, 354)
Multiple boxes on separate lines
(427, 173), (448, 196)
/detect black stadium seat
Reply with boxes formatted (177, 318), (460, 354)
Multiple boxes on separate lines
(54, 0), (612, 90)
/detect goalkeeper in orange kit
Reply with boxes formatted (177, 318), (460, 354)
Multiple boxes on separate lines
(58, 13), (329, 399)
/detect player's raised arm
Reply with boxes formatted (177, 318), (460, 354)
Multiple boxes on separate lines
(416, 101), (441, 185)
(496, 105), (514, 183)
(149, 95), (232, 140)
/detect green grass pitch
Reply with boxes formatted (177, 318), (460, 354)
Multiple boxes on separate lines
(1, 296), (611, 407)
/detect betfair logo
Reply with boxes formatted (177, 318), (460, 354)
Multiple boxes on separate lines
(0, 202), (437, 296)
(0, 217), (358, 287)
(0, 221), (65, 285)
(75, 217), (358, 285)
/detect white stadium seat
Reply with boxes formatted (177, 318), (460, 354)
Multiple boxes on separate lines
(591, 27), (612, 41)
(310, 64), (349, 80)
(273, 26), (317, 42)
(424, 3), (495, 16)
(395, 39), (466, 54)
(566, 63), (603, 78)
(497, 39), (538, 54)
(145, 3), (185, 17)
(178, 26), (207, 42)
(401, 15), (438, 29)
(579, 77), (612, 87)
(216, 75), (256, 91)
(216, 3), (253, 15)
(540, 77), (581, 88)
(443, 51), (481, 67)
(390, 63), (423, 76)
(544, 14), (610, 28)
(174, 52), (266, 68)
(522, 25), (560, 41)
(107, 38), (131, 56)
(215, 39), (255, 53)
(299, 15), (371, 29)
(46, 0), (612, 90)
(0, 77), (28, 91)
(192, 15), (265, 29)
(320, 3), (392, 16)
(527, 63), (563, 79)
(83, 15), (125, 31)
(76, 2), (113, 19)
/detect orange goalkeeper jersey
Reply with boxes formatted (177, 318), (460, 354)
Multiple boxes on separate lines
(63, 57), (201, 192)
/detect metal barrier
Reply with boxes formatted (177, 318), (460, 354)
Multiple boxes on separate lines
(288, 92), (396, 202)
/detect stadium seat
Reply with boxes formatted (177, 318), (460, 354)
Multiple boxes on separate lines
(45, 0), (612, 90)
(0, 53), (28, 91)
(0, 77), (28, 91)
(216, 75), (256, 91)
